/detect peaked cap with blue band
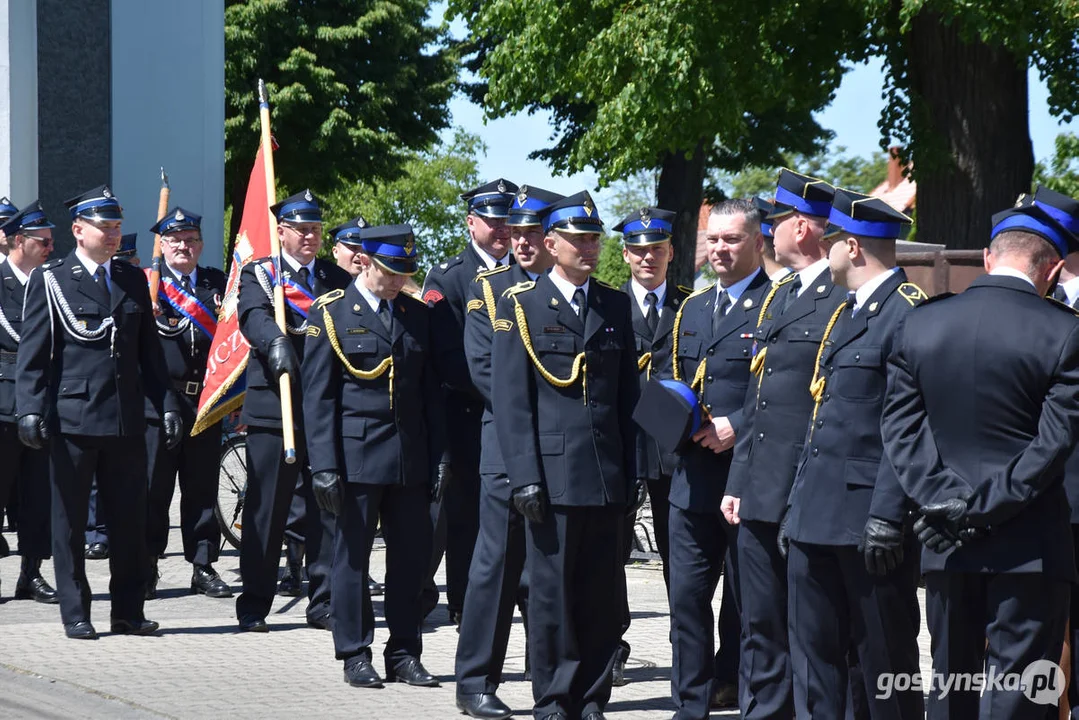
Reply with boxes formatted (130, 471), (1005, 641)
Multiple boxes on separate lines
(1032, 185), (1079, 236)
(328, 214), (370, 245)
(461, 178), (518, 219)
(0, 197), (18, 223)
(768, 169), (835, 220)
(824, 188), (912, 241)
(754, 197), (776, 239)
(150, 206), (202, 236)
(632, 378), (707, 455)
(359, 223), (418, 276)
(507, 185), (564, 227)
(0, 200), (54, 236)
(613, 207), (676, 245)
(540, 190), (604, 235)
(271, 189), (322, 223)
(65, 184), (123, 221)
(991, 197), (1079, 258)
(116, 233), (138, 258)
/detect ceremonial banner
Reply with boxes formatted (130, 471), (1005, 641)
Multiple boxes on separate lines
(189, 146), (270, 435)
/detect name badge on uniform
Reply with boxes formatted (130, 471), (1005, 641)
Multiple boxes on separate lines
(347, 328), (368, 334)
(543, 325), (565, 333)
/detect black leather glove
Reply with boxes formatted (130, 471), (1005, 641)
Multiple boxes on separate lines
(512, 483), (548, 524)
(627, 479), (648, 517)
(17, 414), (48, 450)
(312, 471), (343, 516)
(914, 498), (970, 553)
(163, 411), (184, 450)
(777, 511), (791, 560)
(431, 462), (452, 504)
(267, 336), (299, 382)
(862, 517), (905, 576)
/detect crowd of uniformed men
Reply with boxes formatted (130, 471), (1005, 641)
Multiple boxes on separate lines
(1, 167), (1079, 720)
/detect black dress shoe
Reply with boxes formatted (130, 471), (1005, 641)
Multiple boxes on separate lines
(711, 682), (738, 708)
(85, 542), (109, 560)
(343, 658), (383, 688)
(611, 656), (627, 687)
(367, 574), (384, 596)
(456, 692), (512, 720)
(15, 575), (59, 604)
(306, 612), (334, 631)
(191, 564), (232, 598)
(64, 620), (98, 640)
(277, 569), (302, 597)
(238, 616), (269, 633)
(449, 609), (463, 626)
(386, 656), (439, 687)
(110, 618), (160, 635)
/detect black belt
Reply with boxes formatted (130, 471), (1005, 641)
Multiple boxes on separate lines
(174, 380), (203, 396)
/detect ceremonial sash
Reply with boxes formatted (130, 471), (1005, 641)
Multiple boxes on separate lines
(262, 261), (316, 319)
(144, 269), (218, 340)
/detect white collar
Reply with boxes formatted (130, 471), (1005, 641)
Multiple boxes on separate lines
(281, 252), (315, 278)
(471, 241), (509, 271)
(769, 267), (792, 282)
(75, 248), (110, 279)
(630, 278), (666, 315)
(794, 258), (830, 296)
(989, 266), (1036, 289)
(1061, 275), (1079, 306)
(853, 268), (900, 312)
(354, 275), (390, 312)
(167, 263), (198, 287)
(719, 268), (762, 303)
(548, 268), (588, 306)
(4, 258), (29, 286)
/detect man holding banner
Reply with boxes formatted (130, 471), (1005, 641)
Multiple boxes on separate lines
(234, 190), (351, 632)
(143, 207), (231, 600)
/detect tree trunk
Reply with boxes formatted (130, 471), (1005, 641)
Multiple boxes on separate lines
(658, 141), (707, 289)
(906, 11), (1033, 250)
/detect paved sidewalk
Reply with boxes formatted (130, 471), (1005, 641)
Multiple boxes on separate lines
(0, 499), (932, 719)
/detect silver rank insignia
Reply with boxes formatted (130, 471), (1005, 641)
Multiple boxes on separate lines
(497, 180), (507, 193)
(103, 186), (112, 198)
(175, 209), (184, 221)
(304, 189), (313, 201)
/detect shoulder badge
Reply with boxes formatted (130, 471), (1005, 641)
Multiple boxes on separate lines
(306, 325), (321, 338)
(493, 318), (514, 332)
(315, 288), (345, 309)
(503, 280), (535, 298)
(466, 298), (485, 313)
(436, 255), (463, 274)
(476, 264), (511, 281)
(897, 282), (928, 306)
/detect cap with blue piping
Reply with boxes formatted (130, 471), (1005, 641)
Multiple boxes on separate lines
(461, 179), (518, 219)
(613, 207), (675, 246)
(0, 200), (55, 236)
(768, 169), (834, 220)
(271, 189), (322, 224)
(150, 206), (201, 236)
(507, 185), (563, 227)
(540, 191), (604, 235)
(359, 223), (418, 275)
(824, 188), (912, 241)
(991, 197), (1079, 258)
(65, 185), (123, 221)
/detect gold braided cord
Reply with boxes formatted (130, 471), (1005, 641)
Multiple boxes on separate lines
(670, 283), (715, 382)
(690, 358), (707, 393)
(808, 300), (853, 431)
(756, 273), (797, 328)
(512, 297), (587, 402)
(322, 306), (395, 407)
(482, 277), (498, 328)
(637, 351), (652, 378)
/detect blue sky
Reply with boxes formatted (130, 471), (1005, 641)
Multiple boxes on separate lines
(436, 5), (1076, 220)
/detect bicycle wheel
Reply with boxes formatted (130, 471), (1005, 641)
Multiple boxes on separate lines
(216, 433), (247, 550)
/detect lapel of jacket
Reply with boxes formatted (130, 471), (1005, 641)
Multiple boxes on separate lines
(653, 286), (683, 346)
(391, 296), (408, 346)
(770, 267), (833, 335)
(623, 280), (652, 342)
(539, 274), (584, 337)
(583, 279), (608, 344)
(69, 252), (104, 306)
(345, 283), (391, 342)
(823, 270), (905, 364)
(708, 270), (769, 348)
(108, 261), (129, 313)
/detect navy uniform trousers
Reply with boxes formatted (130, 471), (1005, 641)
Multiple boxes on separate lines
(0, 423), (50, 561)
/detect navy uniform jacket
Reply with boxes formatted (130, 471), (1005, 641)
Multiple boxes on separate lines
(302, 283), (445, 488)
(786, 270), (922, 546)
(882, 274), (1079, 581)
(144, 265), (227, 425)
(661, 269), (771, 513)
(464, 263), (532, 497)
(423, 243), (506, 470)
(0, 260), (26, 422)
(622, 280), (689, 481)
(491, 274), (639, 507)
(16, 250), (178, 436)
(727, 266), (846, 523)
(238, 257), (351, 429)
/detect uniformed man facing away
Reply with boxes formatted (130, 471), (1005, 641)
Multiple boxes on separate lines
(235, 190), (351, 632)
(883, 200), (1079, 719)
(421, 178), (517, 623)
(0, 202), (58, 603)
(611, 206), (683, 686)
(143, 207), (230, 600)
(782, 189), (925, 719)
(722, 169), (846, 718)
(455, 185), (562, 720)
(303, 224), (444, 689)
(661, 199), (771, 719)
(329, 215), (385, 599)
(492, 191), (644, 720)
(16, 185), (182, 639)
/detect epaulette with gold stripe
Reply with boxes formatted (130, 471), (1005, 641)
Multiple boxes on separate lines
(475, 264), (511, 281)
(315, 288), (345, 309)
(594, 278), (617, 290)
(502, 280), (535, 298)
(1048, 297), (1079, 316)
(896, 282), (928, 306)
(677, 284), (694, 295)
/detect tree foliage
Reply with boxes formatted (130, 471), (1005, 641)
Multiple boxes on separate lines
(319, 129), (485, 282)
(1035, 132), (1079, 199)
(224, 0), (457, 238)
(715, 146), (890, 199)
